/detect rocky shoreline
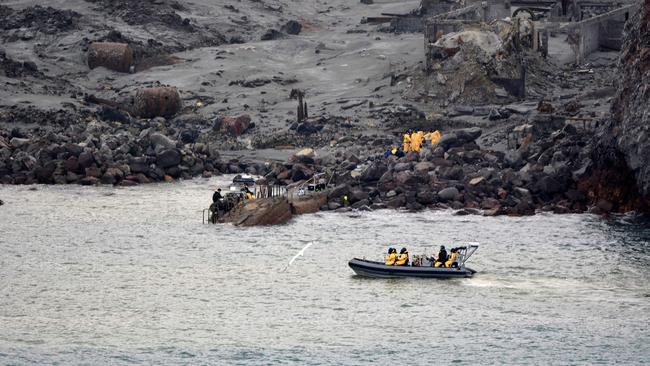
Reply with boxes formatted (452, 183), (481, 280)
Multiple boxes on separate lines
(1, 0), (649, 218)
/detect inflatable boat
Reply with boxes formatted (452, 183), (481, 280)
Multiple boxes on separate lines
(348, 244), (479, 279)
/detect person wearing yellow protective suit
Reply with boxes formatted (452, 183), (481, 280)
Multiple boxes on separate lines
(395, 247), (409, 266)
(403, 132), (411, 153)
(242, 186), (256, 200)
(385, 248), (397, 265)
(410, 131), (421, 153)
(429, 130), (441, 146)
(445, 248), (459, 268)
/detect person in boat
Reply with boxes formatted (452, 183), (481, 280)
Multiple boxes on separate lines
(445, 247), (459, 268)
(395, 247), (409, 266)
(434, 245), (448, 267)
(385, 248), (397, 266)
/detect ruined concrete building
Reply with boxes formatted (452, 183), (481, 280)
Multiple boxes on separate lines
(423, 0), (639, 66)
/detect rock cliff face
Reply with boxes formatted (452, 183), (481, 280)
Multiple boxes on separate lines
(610, 0), (650, 198)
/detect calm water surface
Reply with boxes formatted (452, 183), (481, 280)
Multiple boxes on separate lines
(1, 178), (649, 365)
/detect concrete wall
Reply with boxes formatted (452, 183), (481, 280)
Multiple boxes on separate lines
(561, 3), (638, 63)
(391, 17), (424, 33)
(465, 0), (512, 21)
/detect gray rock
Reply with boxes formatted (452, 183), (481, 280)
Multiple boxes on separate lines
(456, 127), (482, 142)
(349, 188), (369, 203)
(328, 201), (342, 210)
(437, 187), (459, 202)
(10, 137), (31, 148)
(416, 190), (436, 204)
(437, 133), (459, 150)
(414, 161), (434, 172)
(281, 20), (302, 35)
(393, 162), (411, 172)
(156, 149), (181, 169)
(78, 151), (95, 168)
(328, 183), (350, 199)
(150, 133), (177, 150)
(504, 150), (523, 168)
(360, 162), (387, 182)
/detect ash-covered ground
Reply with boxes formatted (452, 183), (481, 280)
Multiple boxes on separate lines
(0, 0), (647, 216)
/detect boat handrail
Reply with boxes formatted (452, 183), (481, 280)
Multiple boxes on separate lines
(459, 243), (480, 266)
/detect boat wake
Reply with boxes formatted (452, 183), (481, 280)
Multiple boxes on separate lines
(281, 241), (314, 272)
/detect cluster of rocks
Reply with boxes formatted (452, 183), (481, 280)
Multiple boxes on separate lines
(84, 0), (189, 28)
(0, 5), (81, 37)
(0, 107), (271, 186)
(261, 20), (303, 41)
(1, 49), (41, 78)
(255, 122), (626, 216)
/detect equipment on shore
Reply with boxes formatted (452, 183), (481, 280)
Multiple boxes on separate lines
(87, 42), (134, 73)
(348, 243), (479, 278)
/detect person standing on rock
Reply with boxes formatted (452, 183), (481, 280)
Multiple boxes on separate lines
(430, 130), (441, 146)
(403, 131), (411, 153)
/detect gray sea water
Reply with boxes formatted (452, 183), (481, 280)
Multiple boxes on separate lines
(1, 177), (649, 365)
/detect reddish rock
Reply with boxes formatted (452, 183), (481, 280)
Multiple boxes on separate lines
(222, 114), (251, 136)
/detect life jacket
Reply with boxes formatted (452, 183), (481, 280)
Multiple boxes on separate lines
(385, 253), (397, 266)
(445, 252), (458, 267)
(395, 252), (409, 266)
(410, 132), (420, 152)
(430, 130), (441, 145)
(403, 134), (411, 153)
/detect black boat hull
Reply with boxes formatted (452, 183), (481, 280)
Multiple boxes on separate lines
(348, 258), (476, 278)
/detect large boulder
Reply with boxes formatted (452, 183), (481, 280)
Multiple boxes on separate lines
(291, 193), (327, 215)
(394, 162), (411, 172)
(149, 132), (176, 150)
(77, 151), (95, 168)
(221, 197), (293, 226)
(360, 162), (387, 182)
(456, 127), (482, 142)
(328, 183), (350, 199)
(156, 149), (181, 169)
(437, 187), (459, 201)
(437, 133), (459, 150)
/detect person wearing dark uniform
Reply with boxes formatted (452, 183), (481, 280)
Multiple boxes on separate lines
(212, 188), (223, 203)
(434, 245), (448, 267)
